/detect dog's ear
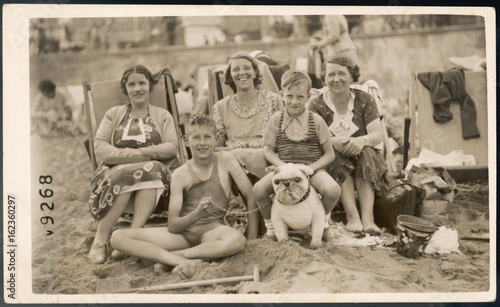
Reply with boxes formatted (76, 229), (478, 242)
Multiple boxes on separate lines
(296, 164), (314, 177)
(265, 165), (278, 174)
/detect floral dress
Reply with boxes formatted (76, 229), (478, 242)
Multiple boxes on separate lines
(88, 107), (172, 220)
(309, 89), (388, 196)
(211, 90), (284, 147)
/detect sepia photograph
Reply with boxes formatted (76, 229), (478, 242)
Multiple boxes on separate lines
(3, 4), (496, 304)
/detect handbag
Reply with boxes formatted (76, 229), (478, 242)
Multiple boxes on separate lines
(373, 175), (424, 235)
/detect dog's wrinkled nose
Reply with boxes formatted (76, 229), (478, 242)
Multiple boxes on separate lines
(283, 181), (290, 187)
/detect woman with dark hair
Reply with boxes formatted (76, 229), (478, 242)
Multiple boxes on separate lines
(309, 55), (387, 234)
(211, 53), (283, 153)
(88, 65), (179, 264)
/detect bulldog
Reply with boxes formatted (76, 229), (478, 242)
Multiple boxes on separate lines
(269, 163), (325, 248)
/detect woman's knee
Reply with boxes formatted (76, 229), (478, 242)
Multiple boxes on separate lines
(252, 179), (272, 203)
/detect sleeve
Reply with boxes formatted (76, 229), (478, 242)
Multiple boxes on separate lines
(138, 111), (178, 160)
(313, 113), (332, 144)
(32, 94), (43, 116)
(94, 108), (122, 163)
(211, 101), (226, 140)
(361, 92), (380, 126)
(263, 112), (280, 147)
(59, 90), (74, 119)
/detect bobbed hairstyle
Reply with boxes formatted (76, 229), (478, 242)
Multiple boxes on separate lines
(281, 70), (312, 93)
(224, 53), (263, 93)
(38, 80), (56, 93)
(185, 113), (216, 136)
(321, 54), (360, 83)
(120, 64), (156, 96)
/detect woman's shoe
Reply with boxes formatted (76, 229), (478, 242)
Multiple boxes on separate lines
(88, 242), (107, 264)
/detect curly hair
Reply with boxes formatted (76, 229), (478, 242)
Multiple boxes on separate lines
(120, 65), (156, 96)
(321, 54), (360, 83)
(224, 53), (262, 93)
(185, 113), (216, 136)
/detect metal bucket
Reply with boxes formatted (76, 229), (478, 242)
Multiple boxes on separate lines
(396, 215), (438, 259)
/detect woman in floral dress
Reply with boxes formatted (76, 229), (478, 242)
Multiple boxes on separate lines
(211, 53), (284, 178)
(88, 65), (179, 264)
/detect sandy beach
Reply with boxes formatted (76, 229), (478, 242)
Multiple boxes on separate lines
(30, 133), (491, 298)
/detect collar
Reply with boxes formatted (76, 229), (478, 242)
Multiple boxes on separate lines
(292, 184), (311, 205)
(324, 90), (355, 114)
(282, 109), (308, 131)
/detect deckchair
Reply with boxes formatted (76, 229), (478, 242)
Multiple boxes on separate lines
(82, 67), (189, 216)
(408, 70), (488, 183)
(83, 67), (188, 171)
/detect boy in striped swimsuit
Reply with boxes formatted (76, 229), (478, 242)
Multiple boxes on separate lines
(111, 114), (258, 278)
(253, 70), (341, 237)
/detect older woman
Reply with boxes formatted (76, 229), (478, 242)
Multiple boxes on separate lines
(88, 65), (179, 264)
(309, 55), (387, 234)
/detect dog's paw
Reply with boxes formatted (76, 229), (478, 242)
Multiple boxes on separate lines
(310, 240), (323, 249)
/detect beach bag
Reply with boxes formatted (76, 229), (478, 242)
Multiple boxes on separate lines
(374, 175), (424, 235)
(407, 166), (456, 226)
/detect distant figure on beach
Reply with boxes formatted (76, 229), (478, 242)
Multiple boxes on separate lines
(110, 114), (258, 278)
(310, 15), (358, 63)
(31, 80), (75, 137)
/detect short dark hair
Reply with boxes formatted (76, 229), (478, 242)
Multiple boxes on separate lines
(120, 65), (156, 96)
(321, 54), (360, 83)
(38, 80), (56, 93)
(185, 113), (216, 135)
(224, 53), (262, 93)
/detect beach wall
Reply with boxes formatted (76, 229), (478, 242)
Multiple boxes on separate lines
(30, 24), (486, 108)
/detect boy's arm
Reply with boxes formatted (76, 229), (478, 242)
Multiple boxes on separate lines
(308, 140), (335, 171)
(167, 167), (206, 234)
(221, 152), (258, 240)
(264, 144), (285, 167)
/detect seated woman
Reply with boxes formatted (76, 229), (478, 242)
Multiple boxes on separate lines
(211, 53), (284, 178)
(88, 65), (179, 264)
(309, 55), (387, 234)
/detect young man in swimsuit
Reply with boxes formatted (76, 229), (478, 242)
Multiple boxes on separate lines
(110, 113), (258, 278)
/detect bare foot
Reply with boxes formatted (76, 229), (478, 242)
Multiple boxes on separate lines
(362, 222), (381, 235)
(153, 263), (167, 275)
(172, 260), (204, 279)
(345, 217), (363, 233)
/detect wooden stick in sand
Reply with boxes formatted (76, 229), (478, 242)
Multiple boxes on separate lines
(118, 265), (260, 293)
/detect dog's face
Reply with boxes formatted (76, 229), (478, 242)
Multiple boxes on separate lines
(269, 164), (311, 205)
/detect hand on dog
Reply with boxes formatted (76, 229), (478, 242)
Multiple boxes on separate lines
(195, 197), (218, 218)
(296, 164), (314, 177)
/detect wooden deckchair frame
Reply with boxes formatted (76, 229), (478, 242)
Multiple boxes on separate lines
(83, 68), (188, 171)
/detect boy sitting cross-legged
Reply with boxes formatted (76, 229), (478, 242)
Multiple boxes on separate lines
(253, 70), (341, 238)
(110, 113), (258, 278)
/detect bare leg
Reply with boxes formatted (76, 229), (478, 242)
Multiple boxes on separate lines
(172, 225), (246, 260)
(355, 177), (381, 234)
(93, 192), (132, 246)
(253, 173), (274, 220)
(110, 227), (200, 276)
(310, 172), (341, 215)
(89, 192), (132, 263)
(340, 176), (363, 233)
(130, 189), (157, 229)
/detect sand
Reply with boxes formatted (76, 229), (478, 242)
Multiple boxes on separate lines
(30, 134), (491, 298)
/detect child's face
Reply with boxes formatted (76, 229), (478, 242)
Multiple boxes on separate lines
(282, 83), (309, 118)
(185, 125), (217, 159)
